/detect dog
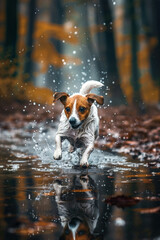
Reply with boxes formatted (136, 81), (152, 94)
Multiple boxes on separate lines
(53, 174), (99, 240)
(53, 80), (104, 166)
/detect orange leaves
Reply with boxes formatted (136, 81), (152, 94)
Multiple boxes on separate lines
(35, 21), (79, 44)
(9, 217), (58, 235)
(15, 81), (54, 105)
(139, 72), (159, 104)
(25, 83), (54, 105)
(90, 25), (107, 35)
(0, 76), (54, 105)
(71, 189), (93, 193)
(17, 16), (107, 74)
(33, 21), (81, 72)
(18, 16), (81, 73)
(18, 15), (27, 37)
(32, 38), (81, 72)
(0, 77), (18, 100)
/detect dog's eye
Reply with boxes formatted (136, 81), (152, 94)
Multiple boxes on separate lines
(65, 228), (70, 235)
(65, 107), (70, 112)
(79, 106), (86, 113)
(78, 230), (86, 236)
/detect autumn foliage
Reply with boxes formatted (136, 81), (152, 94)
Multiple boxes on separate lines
(0, 0), (160, 106)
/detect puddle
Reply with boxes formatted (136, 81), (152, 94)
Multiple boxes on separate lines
(0, 121), (160, 240)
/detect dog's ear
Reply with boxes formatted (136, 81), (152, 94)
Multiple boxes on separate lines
(86, 93), (104, 105)
(53, 92), (69, 105)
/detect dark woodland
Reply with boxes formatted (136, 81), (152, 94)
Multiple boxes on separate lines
(0, 0), (160, 240)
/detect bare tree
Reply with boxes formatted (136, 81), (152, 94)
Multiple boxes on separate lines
(98, 0), (127, 105)
(24, 0), (36, 82)
(46, 0), (64, 91)
(5, 0), (18, 59)
(2, 0), (18, 78)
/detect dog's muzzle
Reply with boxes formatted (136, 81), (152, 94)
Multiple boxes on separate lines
(69, 218), (81, 228)
(69, 117), (81, 129)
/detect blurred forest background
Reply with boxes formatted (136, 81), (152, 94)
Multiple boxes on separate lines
(0, 0), (160, 108)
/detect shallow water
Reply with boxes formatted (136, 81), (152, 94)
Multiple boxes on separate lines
(0, 121), (160, 240)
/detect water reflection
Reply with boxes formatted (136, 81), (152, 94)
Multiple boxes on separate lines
(0, 128), (160, 240)
(54, 173), (100, 239)
(0, 143), (112, 240)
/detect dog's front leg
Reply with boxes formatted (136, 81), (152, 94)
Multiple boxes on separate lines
(54, 134), (62, 160)
(68, 143), (75, 153)
(80, 144), (94, 167)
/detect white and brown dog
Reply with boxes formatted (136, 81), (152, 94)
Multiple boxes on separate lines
(54, 174), (99, 240)
(53, 80), (104, 166)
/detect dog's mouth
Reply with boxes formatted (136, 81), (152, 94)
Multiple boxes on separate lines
(71, 122), (82, 129)
(70, 120), (85, 129)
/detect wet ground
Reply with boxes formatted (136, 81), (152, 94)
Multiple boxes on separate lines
(0, 120), (160, 240)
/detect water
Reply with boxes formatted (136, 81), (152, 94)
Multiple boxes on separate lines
(0, 121), (160, 240)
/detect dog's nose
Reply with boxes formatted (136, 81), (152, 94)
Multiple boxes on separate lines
(69, 218), (80, 228)
(69, 117), (76, 125)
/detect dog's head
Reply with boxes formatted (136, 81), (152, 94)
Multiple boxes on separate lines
(53, 93), (104, 129)
(59, 218), (93, 240)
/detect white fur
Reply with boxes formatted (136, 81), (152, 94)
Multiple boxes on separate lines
(69, 99), (81, 125)
(53, 174), (99, 234)
(54, 80), (103, 166)
(80, 80), (103, 95)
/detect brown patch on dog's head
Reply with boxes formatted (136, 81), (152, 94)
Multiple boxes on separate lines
(53, 92), (69, 105)
(64, 95), (91, 121)
(86, 93), (104, 105)
(60, 221), (92, 240)
(54, 93), (104, 128)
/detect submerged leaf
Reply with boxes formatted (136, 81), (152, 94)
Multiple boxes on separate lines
(135, 206), (160, 214)
(105, 195), (141, 208)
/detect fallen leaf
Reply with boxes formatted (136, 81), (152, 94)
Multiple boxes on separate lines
(105, 195), (141, 208)
(135, 206), (160, 214)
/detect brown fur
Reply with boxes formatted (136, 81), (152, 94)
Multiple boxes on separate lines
(65, 95), (91, 121)
(60, 222), (92, 240)
(53, 93), (104, 121)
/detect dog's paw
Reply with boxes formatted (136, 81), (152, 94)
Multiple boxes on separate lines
(53, 149), (62, 160)
(80, 158), (89, 167)
(53, 182), (62, 195)
(68, 145), (75, 153)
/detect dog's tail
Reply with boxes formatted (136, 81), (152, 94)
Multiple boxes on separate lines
(79, 80), (103, 95)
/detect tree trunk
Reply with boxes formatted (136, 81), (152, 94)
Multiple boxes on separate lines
(99, 0), (127, 105)
(2, 0), (18, 78)
(127, 0), (144, 110)
(5, 0), (18, 59)
(24, 0), (36, 82)
(46, 0), (64, 91)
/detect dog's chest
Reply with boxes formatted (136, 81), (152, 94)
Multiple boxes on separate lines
(57, 108), (98, 146)
(59, 122), (95, 148)
(65, 129), (88, 147)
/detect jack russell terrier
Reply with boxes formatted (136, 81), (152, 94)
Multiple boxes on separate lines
(53, 80), (104, 166)
(54, 174), (99, 240)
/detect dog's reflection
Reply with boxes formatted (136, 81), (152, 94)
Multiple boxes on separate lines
(53, 174), (99, 240)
